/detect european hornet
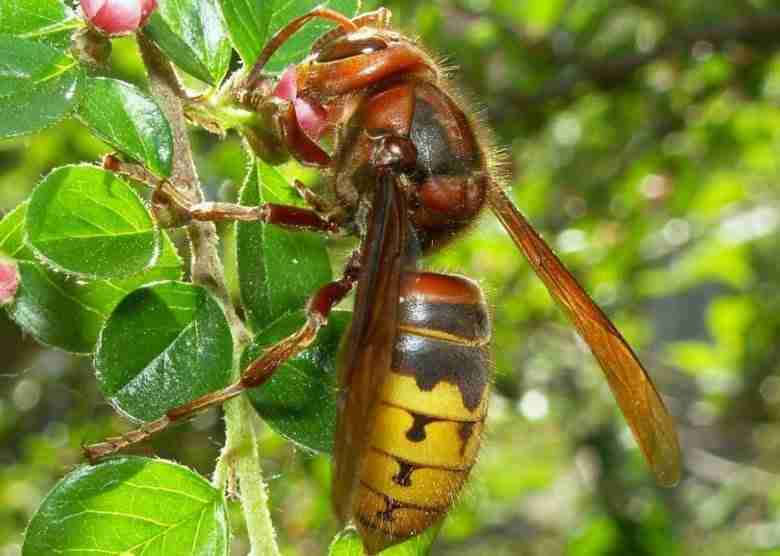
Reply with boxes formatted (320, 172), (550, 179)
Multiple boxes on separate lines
(86, 7), (682, 553)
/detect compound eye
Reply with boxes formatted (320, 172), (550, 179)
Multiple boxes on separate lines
(316, 35), (388, 63)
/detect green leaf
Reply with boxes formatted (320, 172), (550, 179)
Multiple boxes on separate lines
(23, 457), (229, 556)
(26, 165), (160, 279)
(95, 281), (234, 421)
(244, 309), (349, 453)
(77, 77), (174, 178)
(144, 0), (232, 85)
(329, 524), (441, 556)
(219, 0), (360, 70)
(9, 251), (182, 354)
(329, 529), (364, 556)
(0, 203), (33, 260)
(217, 0), (270, 67)
(0, 34), (82, 138)
(237, 159), (332, 332)
(1, 203), (183, 354)
(0, 0), (77, 49)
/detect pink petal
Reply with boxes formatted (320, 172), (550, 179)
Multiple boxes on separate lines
(273, 66), (298, 101)
(294, 97), (328, 139)
(80, 0), (106, 18)
(91, 0), (142, 35)
(0, 259), (19, 306)
(139, 0), (157, 25)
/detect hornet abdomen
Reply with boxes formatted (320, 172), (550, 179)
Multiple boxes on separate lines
(355, 272), (492, 553)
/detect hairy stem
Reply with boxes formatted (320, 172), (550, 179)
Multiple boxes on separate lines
(137, 33), (279, 556)
(222, 394), (279, 555)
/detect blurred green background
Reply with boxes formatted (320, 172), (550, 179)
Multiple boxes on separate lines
(4, 0), (780, 554)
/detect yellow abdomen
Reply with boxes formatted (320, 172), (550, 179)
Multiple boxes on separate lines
(354, 272), (491, 553)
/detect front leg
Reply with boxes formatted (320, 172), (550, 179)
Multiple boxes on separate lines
(188, 200), (342, 233)
(152, 182), (344, 233)
(102, 154), (341, 233)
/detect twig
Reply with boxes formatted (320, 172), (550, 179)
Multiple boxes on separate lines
(136, 33), (278, 556)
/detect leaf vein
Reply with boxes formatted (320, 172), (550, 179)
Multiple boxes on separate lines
(0, 216), (23, 250)
(36, 268), (108, 318)
(61, 509), (171, 528)
(123, 481), (210, 504)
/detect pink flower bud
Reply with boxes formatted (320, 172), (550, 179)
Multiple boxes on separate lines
(81, 0), (157, 36)
(0, 258), (19, 306)
(272, 66), (298, 102)
(294, 98), (328, 139)
(273, 66), (328, 140)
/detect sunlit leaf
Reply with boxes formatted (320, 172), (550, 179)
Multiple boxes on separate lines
(0, 0), (76, 49)
(77, 77), (174, 177)
(0, 35), (82, 138)
(26, 165), (159, 279)
(218, 0), (360, 71)
(23, 457), (229, 556)
(0, 203), (33, 260)
(1, 202), (183, 353)
(95, 281), (233, 421)
(2, 201), (182, 353)
(144, 0), (231, 85)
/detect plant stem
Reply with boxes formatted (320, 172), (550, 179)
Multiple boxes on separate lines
(222, 394), (279, 556)
(137, 33), (279, 556)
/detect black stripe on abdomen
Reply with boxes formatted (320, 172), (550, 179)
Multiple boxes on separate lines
(391, 333), (490, 412)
